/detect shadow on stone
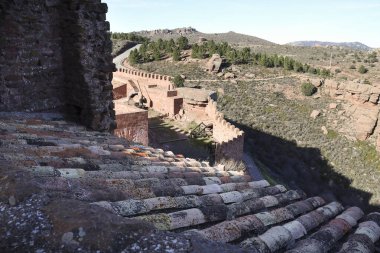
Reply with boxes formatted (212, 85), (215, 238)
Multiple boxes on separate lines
(229, 119), (379, 212)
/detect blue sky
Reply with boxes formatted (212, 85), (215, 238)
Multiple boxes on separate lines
(103, 0), (380, 48)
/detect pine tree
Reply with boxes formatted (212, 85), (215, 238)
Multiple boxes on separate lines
(172, 47), (181, 61)
(191, 44), (199, 58)
(176, 36), (189, 50)
(128, 49), (141, 65)
(153, 48), (161, 61)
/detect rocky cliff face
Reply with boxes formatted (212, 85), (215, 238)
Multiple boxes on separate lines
(137, 27), (198, 36)
(323, 79), (380, 149)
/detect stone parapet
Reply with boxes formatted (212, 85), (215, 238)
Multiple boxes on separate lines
(206, 99), (244, 161)
(114, 103), (148, 145)
(113, 67), (181, 116)
(116, 67), (174, 90)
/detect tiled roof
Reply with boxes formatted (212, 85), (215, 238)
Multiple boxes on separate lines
(0, 113), (379, 252)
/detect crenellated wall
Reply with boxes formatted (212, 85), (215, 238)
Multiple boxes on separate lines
(113, 67), (182, 116)
(205, 99), (244, 161)
(113, 67), (244, 161)
(115, 67), (174, 90)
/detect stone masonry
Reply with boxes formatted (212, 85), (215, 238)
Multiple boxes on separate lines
(113, 67), (244, 162)
(114, 67), (183, 117)
(2, 2), (379, 252)
(205, 99), (245, 161)
(114, 102), (149, 145)
(0, 0), (115, 131)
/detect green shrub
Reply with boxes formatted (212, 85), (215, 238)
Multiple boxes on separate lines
(358, 65), (368, 74)
(327, 130), (338, 139)
(363, 79), (371, 84)
(172, 47), (181, 61)
(349, 65), (356, 69)
(301, 82), (317, 96)
(128, 49), (141, 65)
(173, 75), (184, 87)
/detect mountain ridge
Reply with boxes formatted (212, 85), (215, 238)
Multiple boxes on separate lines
(132, 27), (277, 47)
(287, 40), (372, 51)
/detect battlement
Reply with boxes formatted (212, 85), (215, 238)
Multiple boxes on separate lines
(116, 66), (173, 88)
(205, 98), (244, 161)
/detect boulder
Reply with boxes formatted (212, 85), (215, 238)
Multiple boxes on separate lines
(310, 110), (321, 119)
(353, 107), (379, 140)
(321, 126), (328, 135)
(205, 54), (223, 73)
(369, 93), (379, 104)
(224, 72), (235, 79)
(329, 103), (338, 109)
(245, 73), (256, 78)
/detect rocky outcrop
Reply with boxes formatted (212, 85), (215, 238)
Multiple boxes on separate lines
(323, 80), (380, 145)
(324, 80), (380, 104)
(137, 27), (198, 36)
(205, 54), (224, 73)
(346, 105), (379, 140)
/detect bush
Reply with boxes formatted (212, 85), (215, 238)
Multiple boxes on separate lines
(128, 49), (141, 65)
(363, 79), (371, 85)
(172, 47), (181, 61)
(358, 65), (368, 74)
(349, 65), (356, 69)
(173, 75), (184, 87)
(301, 82), (317, 96)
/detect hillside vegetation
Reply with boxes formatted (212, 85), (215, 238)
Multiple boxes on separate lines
(113, 30), (380, 211)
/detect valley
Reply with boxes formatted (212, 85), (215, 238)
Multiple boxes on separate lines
(112, 28), (380, 210)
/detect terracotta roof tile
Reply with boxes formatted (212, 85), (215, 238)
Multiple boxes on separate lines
(1, 116), (378, 252)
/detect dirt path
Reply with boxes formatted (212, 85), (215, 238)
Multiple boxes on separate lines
(243, 152), (263, 180)
(185, 75), (297, 82)
(113, 44), (141, 68)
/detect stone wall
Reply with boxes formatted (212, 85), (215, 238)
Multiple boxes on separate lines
(113, 84), (127, 100)
(116, 67), (174, 90)
(0, 0), (115, 131)
(113, 67), (244, 161)
(114, 67), (182, 116)
(205, 99), (244, 161)
(114, 103), (148, 145)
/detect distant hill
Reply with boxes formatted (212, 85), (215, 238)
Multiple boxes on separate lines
(133, 27), (276, 47)
(287, 41), (372, 51)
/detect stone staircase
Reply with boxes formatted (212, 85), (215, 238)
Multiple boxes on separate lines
(0, 113), (379, 252)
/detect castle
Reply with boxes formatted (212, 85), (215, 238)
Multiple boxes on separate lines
(0, 1), (379, 252)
